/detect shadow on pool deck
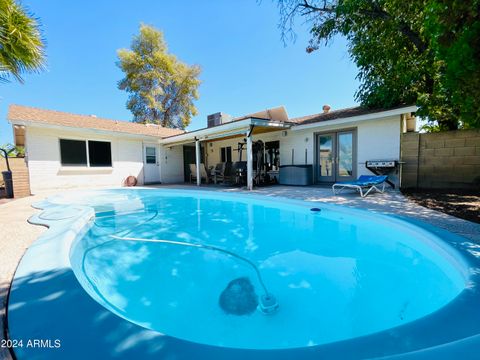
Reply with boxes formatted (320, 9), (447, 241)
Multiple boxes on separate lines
(1, 281), (12, 360)
(7, 268), (174, 360)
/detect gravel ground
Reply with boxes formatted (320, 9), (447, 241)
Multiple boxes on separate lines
(0, 194), (45, 360)
(403, 190), (480, 224)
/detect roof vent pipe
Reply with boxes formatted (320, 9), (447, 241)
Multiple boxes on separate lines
(322, 105), (331, 113)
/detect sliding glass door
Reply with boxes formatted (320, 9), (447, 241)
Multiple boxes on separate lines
(317, 133), (336, 182)
(316, 130), (356, 183)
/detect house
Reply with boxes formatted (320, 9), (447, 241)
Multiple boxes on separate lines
(6, 103), (417, 194)
(7, 105), (184, 193)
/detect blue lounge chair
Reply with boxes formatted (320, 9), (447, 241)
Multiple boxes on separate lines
(332, 175), (388, 197)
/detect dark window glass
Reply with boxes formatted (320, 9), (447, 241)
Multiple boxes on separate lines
(60, 139), (87, 166)
(220, 147), (232, 163)
(226, 147), (232, 162)
(145, 147), (156, 164)
(88, 141), (112, 167)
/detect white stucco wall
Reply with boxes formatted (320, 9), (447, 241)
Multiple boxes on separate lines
(280, 129), (314, 166)
(25, 126), (150, 193)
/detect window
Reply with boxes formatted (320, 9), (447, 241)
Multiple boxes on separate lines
(59, 139), (112, 167)
(220, 146), (232, 162)
(60, 139), (87, 166)
(145, 146), (156, 164)
(88, 141), (112, 167)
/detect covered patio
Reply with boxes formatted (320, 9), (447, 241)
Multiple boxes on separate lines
(160, 113), (292, 190)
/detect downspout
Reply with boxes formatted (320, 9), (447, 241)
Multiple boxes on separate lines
(0, 149), (11, 172)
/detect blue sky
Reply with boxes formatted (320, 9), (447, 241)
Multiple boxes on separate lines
(0, 0), (359, 144)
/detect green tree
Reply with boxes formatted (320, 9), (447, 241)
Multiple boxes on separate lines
(0, 0), (45, 82)
(277, 0), (480, 130)
(0, 143), (24, 157)
(424, 0), (480, 129)
(117, 24), (201, 129)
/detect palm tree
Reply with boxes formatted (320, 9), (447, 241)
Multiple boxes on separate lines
(0, 0), (45, 83)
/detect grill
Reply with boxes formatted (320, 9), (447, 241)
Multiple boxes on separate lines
(365, 160), (399, 188)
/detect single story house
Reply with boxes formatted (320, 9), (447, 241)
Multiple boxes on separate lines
(6, 103), (417, 193)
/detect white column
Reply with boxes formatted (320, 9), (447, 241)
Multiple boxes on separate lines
(195, 139), (201, 186)
(246, 129), (253, 190)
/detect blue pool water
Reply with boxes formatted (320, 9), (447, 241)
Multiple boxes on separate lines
(66, 189), (468, 350)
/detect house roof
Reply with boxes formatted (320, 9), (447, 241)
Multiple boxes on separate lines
(291, 104), (415, 125)
(161, 106), (292, 139)
(8, 103), (416, 144)
(7, 105), (185, 138)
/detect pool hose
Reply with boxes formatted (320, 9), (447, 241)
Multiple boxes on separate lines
(108, 234), (278, 314)
(91, 211), (279, 314)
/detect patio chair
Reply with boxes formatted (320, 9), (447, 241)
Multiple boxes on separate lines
(332, 175), (388, 198)
(220, 162), (234, 184)
(189, 163), (211, 183)
(212, 162), (227, 184)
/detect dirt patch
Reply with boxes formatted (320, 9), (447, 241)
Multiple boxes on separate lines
(402, 190), (480, 224)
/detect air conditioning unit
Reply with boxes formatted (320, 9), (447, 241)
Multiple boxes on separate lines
(207, 112), (232, 128)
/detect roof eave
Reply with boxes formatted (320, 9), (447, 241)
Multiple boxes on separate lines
(9, 119), (163, 141)
(160, 118), (292, 145)
(292, 105), (418, 131)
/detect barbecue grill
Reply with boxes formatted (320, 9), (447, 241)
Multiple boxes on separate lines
(365, 160), (399, 188)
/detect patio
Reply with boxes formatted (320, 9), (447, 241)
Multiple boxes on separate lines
(0, 185), (479, 359)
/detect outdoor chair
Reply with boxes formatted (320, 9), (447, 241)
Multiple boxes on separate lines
(189, 163), (211, 183)
(332, 175), (388, 198)
(212, 162), (227, 184)
(221, 162), (234, 184)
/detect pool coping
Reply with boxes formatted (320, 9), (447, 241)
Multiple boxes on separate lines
(6, 188), (480, 359)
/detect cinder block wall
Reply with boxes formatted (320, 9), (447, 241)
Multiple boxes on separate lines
(400, 129), (480, 189)
(0, 157), (31, 198)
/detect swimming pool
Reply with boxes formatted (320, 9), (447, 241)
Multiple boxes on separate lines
(7, 189), (480, 359)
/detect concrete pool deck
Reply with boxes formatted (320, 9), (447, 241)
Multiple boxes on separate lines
(1, 185), (479, 359)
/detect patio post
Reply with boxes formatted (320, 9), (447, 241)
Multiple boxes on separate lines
(246, 126), (253, 190)
(195, 138), (201, 186)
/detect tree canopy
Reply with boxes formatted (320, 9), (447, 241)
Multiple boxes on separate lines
(0, 0), (45, 83)
(117, 24), (201, 129)
(277, 0), (480, 130)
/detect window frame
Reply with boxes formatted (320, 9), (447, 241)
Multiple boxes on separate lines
(220, 146), (232, 163)
(145, 146), (157, 164)
(59, 137), (113, 168)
